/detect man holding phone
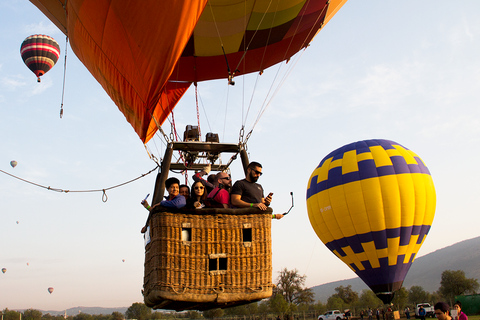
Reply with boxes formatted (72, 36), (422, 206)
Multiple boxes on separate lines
(231, 161), (283, 219)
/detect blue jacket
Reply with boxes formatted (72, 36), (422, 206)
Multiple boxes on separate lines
(160, 194), (186, 208)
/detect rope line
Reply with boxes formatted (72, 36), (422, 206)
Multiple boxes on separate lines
(0, 166), (159, 202)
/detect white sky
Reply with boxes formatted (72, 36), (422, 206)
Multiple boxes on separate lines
(1, 0), (480, 311)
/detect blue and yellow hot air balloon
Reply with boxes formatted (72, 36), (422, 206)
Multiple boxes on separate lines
(307, 139), (436, 304)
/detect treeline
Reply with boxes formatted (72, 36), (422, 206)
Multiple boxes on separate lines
(1, 268), (478, 320)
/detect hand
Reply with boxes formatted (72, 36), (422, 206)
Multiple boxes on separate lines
(141, 199), (150, 209)
(203, 164), (211, 174)
(194, 201), (202, 208)
(265, 194), (273, 205)
(273, 214), (284, 220)
(255, 202), (268, 210)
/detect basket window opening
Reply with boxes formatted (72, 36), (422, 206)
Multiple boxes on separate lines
(209, 257), (228, 272)
(181, 228), (191, 242)
(243, 227), (252, 242)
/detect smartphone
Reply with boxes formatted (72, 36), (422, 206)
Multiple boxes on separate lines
(267, 192), (273, 197)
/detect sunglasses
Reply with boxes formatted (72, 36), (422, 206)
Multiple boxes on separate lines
(194, 186), (204, 190)
(251, 169), (262, 176)
(221, 177), (231, 180)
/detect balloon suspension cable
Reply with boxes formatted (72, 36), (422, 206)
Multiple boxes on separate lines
(195, 85), (202, 139)
(0, 166), (159, 202)
(59, 36), (69, 118)
(207, 2), (236, 86)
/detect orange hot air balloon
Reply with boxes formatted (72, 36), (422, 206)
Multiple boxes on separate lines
(28, 0), (347, 143)
(48, 287), (54, 294)
(20, 35), (60, 82)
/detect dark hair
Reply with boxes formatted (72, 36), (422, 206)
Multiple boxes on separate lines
(248, 161), (262, 169)
(454, 301), (462, 308)
(179, 184), (190, 193)
(434, 302), (450, 313)
(207, 174), (216, 184)
(191, 180), (207, 201)
(165, 177), (180, 189)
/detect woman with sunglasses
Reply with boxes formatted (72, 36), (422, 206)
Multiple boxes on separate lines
(187, 180), (207, 209)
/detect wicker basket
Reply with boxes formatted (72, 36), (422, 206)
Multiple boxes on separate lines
(143, 207), (273, 311)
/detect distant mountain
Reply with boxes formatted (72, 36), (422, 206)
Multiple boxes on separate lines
(311, 236), (480, 303)
(41, 307), (128, 316)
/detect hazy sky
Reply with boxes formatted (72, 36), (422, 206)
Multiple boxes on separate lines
(1, 0), (480, 312)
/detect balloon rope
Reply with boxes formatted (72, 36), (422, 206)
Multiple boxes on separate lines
(59, 36), (69, 118)
(195, 85), (201, 139)
(0, 166), (158, 202)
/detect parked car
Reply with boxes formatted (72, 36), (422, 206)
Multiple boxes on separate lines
(415, 303), (435, 318)
(318, 310), (345, 320)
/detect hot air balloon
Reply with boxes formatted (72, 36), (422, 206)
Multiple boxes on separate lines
(28, 0), (348, 311)
(1, 268), (6, 274)
(48, 287), (54, 294)
(20, 35), (60, 82)
(28, 0), (347, 143)
(307, 139), (436, 304)
(122, 259), (125, 263)
(10, 160), (17, 168)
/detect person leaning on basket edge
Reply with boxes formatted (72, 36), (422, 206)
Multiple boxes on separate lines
(230, 161), (283, 220)
(140, 177), (187, 233)
(142, 177), (187, 211)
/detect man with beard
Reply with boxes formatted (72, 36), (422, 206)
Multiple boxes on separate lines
(231, 162), (283, 219)
(206, 171), (232, 208)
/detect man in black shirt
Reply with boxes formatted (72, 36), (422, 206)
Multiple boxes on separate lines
(231, 161), (283, 219)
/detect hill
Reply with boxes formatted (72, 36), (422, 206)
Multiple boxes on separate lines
(311, 236), (480, 303)
(40, 307), (128, 316)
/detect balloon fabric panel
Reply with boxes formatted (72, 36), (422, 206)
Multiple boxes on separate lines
(307, 139), (436, 302)
(29, 0), (347, 143)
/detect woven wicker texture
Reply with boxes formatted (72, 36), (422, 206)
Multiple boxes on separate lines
(143, 207), (273, 311)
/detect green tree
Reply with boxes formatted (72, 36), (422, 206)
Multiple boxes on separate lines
(125, 303), (151, 320)
(392, 287), (409, 310)
(269, 293), (290, 315)
(23, 309), (43, 320)
(326, 296), (344, 311)
(438, 270), (479, 304)
(357, 290), (382, 309)
(408, 286), (430, 304)
(202, 308), (223, 319)
(332, 285), (359, 305)
(111, 312), (124, 320)
(224, 302), (258, 316)
(73, 313), (94, 320)
(185, 311), (201, 319)
(274, 268), (315, 305)
(3, 309), (21, 320)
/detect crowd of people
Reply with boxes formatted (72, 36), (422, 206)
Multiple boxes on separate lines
(358, 301), (468, 320)
(140, 161), (284, 220)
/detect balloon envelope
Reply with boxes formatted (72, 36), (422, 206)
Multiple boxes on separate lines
(1, 268), (6, 274)
(28, 0), (347, 143)
(307, 139), (436, 303)
(48, 287), (54, 294)
(10, 160), (17, 168)
(20, 35), (60, 82)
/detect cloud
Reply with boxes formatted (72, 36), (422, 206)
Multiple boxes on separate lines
(1, 75), (27, 91)
(24, 20), (61, 37)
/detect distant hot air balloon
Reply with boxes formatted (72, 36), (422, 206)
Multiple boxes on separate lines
(307, 139), (436, 304)
(10, 160), (17, 168)
(16, 221), (19, 224)
(48, 287), (54, 294)
(122, 259), (125, 262)
(20, 35), (60, 82)
(1, 268), (6, 274)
